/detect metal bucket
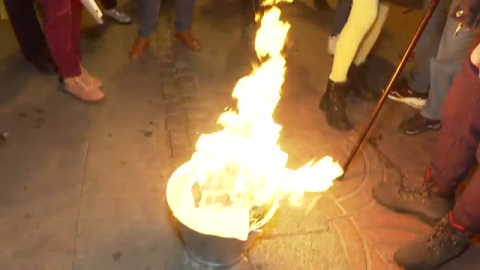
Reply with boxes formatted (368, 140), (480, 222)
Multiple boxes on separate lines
(167, 161), (279, 268)
(178, 221), (256, 268)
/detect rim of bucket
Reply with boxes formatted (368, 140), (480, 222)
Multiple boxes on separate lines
(167, 161), (279, 232)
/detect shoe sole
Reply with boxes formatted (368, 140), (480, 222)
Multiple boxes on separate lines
(403, 123), (442, 135)
(387, 95), (426, 109)
(372, 190), (438, 226)
(60, 83), (105, 103)
(104, 14), (132, 25)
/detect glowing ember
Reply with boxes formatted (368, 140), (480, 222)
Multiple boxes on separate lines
(167, 2), (343, 241)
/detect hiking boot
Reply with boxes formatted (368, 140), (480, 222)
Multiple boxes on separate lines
(319, 80), (353, 131)
(372, 178), (453, 225)
(348, 64), (378, 101)
(387, 78), (428, 109)
(394, 214), (473, 270)
(63, 76), (105, 103)
(103, 8), (132, 24)
(399, 113), (442, 135)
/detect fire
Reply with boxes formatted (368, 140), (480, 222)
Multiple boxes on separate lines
(167, 3), (343, 241)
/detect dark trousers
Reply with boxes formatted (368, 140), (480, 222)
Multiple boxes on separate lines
(430, 37), (480, 232)
(100, 0), (117, 10)
(4, 0), (48, 60)
(38, 0), (83, 78)
(331, 0), (351, 36)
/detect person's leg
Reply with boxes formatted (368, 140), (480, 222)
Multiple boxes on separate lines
(130, 0), (161, 59)
(4, 0), (56, 74)
(39, 0), (104, 102)
(320, 0), (378, 131)
(406, 0), (451, 94)
(346, 3), (388, 101)
(352, 3), (388, 66)
(138, 0), (161, 39)
(4, 0), (46, 60)
(399, 1), (476, 135)
(327, 0), (352, 55)
(70, 0), (82, 64)
(420, 9), (476, 120)
(393, 70), (480, 266)
(99, 0), (117, 10)
(429, 59), (480, 199)
(329, 0), (378, 83)
(175, 0), (201, 51)
(39, 0), (80, 79)
(331, 0), (351, 36)
(372, 54), (480, 225)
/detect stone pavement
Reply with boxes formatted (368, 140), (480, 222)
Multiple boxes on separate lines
(1, 0), (480, 269)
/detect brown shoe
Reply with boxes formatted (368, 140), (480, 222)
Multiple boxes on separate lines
(81, 66), (102, 88)
(129, 37), (150, 60)
(175, 31), (202, 51)
(63, 76), (105, 103)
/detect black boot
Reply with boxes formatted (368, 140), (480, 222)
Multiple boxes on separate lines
(348, 64), (378, 101)
(319, 80), (353, 131)
(372, 176), (454, 225)
(394, 215), (473, 270)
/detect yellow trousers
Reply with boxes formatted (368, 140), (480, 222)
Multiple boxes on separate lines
(329, 2), (389, 82)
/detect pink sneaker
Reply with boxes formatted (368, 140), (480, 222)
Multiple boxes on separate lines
(63, 76), (105, 103)
(81, 66), (103, 89)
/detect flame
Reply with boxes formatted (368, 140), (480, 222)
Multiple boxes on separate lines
(167, 3), (343, 241)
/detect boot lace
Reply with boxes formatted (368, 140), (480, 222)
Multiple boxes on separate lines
(397, 181), (433, 203)
(424, 217), (471, 256)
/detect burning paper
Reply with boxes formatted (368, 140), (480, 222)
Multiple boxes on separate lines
(167, 5), (343, 241)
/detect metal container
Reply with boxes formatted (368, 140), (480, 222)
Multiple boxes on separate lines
(178, 221), (256, 268)
(167, 161), (279, 268)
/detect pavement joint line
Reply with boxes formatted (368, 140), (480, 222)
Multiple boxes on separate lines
(258, 226), (331, 240)
(348, 215), (372, 270)
(71, 133), (91, 270)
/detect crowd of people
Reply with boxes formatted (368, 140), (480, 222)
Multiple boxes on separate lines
(324, 0), (480, 269)
(3, 0), (480, 268)
(4, 0), (201, 102)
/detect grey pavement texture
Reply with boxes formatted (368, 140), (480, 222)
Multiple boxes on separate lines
(1, 0), (480, 269)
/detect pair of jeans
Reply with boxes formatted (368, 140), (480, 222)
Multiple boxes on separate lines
(4, 0), (48, 61)
(331, 0), (351, 36)
(38, 0), (82, 78)
(408, 0), (475, 120)
(138, 0), (195, 38)
(421, 13), (476, 120)
(430, 39), (480, 232)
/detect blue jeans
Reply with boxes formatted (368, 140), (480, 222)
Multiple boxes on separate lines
(331, 0), (352, 36)
(139, 0), (195, 38)
(408, 0), (475, 120)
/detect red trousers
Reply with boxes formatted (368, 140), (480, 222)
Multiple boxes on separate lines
(430, 36), (480, 232)
(38, 0), (83, 78)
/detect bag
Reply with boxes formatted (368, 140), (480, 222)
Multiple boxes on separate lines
(80, 0), (103, 24)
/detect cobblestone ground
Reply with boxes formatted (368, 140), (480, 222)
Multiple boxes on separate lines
(1, 0), (480, 269)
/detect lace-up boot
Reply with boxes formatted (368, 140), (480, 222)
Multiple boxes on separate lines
(394, 213), (473, 270)
(372, 173), (454, 225)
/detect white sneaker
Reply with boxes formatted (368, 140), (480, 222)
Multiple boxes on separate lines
(103, 8), (132, 24)
(327, 35), (338, 56)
